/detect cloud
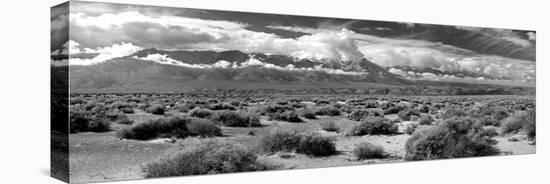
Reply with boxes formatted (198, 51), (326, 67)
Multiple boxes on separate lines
(133, 54), (368, 75)
(69, 42), (142, 65)
(213, 60), (232, 68)
(71, 11), (370, 62)
(456, 26), (533, 47)
(68, 9), (535, 85)
(51, 3), (69, 53)
(388, 67), (533, 86)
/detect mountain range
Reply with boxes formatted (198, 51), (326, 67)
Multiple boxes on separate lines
(68, 49), (411, 93)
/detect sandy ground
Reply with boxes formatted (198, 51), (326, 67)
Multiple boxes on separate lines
(68, 112), (535, 183)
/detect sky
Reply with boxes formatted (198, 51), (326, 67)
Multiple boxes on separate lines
(51, 1), (536, 86)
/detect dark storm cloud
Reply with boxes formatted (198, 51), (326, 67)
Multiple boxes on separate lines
(122, 22), (227, 49)
(51, 2), (69, 54)
(65, 1), (535, 86)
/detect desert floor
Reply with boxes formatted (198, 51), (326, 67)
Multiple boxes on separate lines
(68, 110), (535, 183)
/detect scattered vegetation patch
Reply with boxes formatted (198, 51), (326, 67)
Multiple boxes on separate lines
(116, 116), (189, 140)
(383, 106), (404, 115)
(348, 117), (399, 136)
(208, 103), (236, 111)
(398, 109), (421, 121)
(301, 109), (317, 119)
(418, 115), (433, 125)
(146, 104), (166, 115)
(212, 111), (261, 127)
(353, 142), (387, 160)
(188, 108), (214, 119)
(69, 111), (111, 133)
(186, 118), (223, 137)
(268, 110), (303, 123)
(259, 130), (336, 156)
(348, 110), (370, 121)
(404, 117), (499, 161)
(315, 106), (341, 116)
(501, 110), (536, 140)
(141, 141), (273, 178)
(405, 123), (420, 135)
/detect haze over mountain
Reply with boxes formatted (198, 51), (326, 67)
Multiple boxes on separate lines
(51, 1), (536, 93)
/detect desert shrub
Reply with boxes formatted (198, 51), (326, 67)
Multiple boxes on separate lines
(365, 101), (379, 108)
(268, 110), (303, 123)
(493, 110), (509, 122)
(175, 102), (196, 113)
(501, 110), (536, 139)
(477, 116), (498, 126)
(70, 111), (91, 133)
(115, 114), (134, 125)
(259, 130), (302, 153)
(398, 109), (420, 121)
(142, 141), (273, 178)
(296, 133), (337, 156)
(482, 126), (499, 137)
(405, 123), (419, 135)
(353, 142), (387, 160)
(291, 103), (306, 109)
(261, 105), (292, 115)
(70, 98), (85, 105)
(87, 118), (111, 132)
(418, 115), (433, 125)
(348, 117), (399, 136)
(315, 106), (341, 116)
(104, 110), (127, 121)
(146, 104), (166, 115)
(383, 106), (403, 115)
(348, 110), (370, 121)
(439, 107), (467, 119)
(212, 111), (261, 127)
(404, 117), (499, 161)
(320, 121), (340, 132)
(120, 107), (134, 114)
(301, 109), (317, 119)
(116, 116), (190, 140)
(418, 105), (429, 113)
(111, 102), (133, 110)
(186, 118), (222, 137)
(70, 111), (111, 133)
(188, 108), (214, 119)
(259, 131), (336, 156)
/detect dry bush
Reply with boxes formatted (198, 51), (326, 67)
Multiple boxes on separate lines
(141, 141), (274, 178)
(348, 110), (371, 121)
(418, 114), (433, 125)
(348, 117), (399, 136)
(211, 110), (261, 127)
(208, 103), (236, 111)
(116, 116), (212, 140)
(146, 104), (166, 115)
(268, 110), (303, 123)
(259, 130), (336, 156)
(405, 117), (499, 161)
(70, 111), (111, 133)
(383, 106), (403, 115)
(188, 108), (214, 119)
(301, 109), (317, 119)
(501, 110), (535, 140)
(315, 106), (341, 116)
(353, 142), (387, 160)
(186, 118), (223, 137)
(398, 109), (420, 121)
